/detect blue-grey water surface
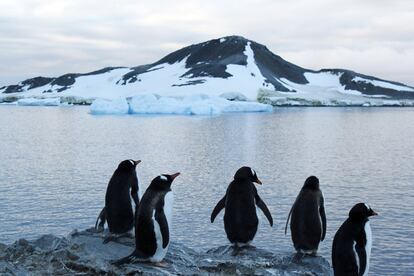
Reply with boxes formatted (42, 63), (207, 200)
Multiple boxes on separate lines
(0, 106), (413, 275)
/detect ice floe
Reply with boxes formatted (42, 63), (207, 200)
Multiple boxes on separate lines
(90, 94), (272, 116)
(17, 98), (61, 106)
(90, 98), (129, 114)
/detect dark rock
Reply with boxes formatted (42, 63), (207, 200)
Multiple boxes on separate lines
(0, 229), (332, 275)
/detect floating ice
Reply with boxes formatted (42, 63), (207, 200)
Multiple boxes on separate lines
(222, 101), (273, 113)
(90, 98), (129, 114)
(130, 94), (271, 115)
(91, 94), (272, 116)
(129, 95), (190, 114)
(17, 98), (60, 106)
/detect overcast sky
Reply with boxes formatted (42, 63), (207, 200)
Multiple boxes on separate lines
(1, 0), (413, 87)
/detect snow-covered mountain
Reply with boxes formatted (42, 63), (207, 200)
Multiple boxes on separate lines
(1, 35), (414, 107)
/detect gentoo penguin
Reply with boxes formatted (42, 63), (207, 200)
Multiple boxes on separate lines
(332, 203), (378, 276)
(95, 159), (141, 241)
(284, 176), (326, 254)
(113, 172), (180, 266)
(210, 166), (273, 246)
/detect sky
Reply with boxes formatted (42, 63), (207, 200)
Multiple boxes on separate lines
(1, 0), (413, 87)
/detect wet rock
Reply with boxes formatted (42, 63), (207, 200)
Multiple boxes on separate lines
(0, 229), (332, 275)
(199, 245), (331, 275)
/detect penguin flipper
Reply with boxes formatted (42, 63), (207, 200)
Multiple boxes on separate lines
(155, 207), (170, 248)
(131, 175), (140, 207)
(284, 205), (294, 235)
(255, 194), (273, 226)
(211, 195), (226, 223)
(355, 233), (368, 276)
(95, 207), (106, 232)
(319, 195), (327, 241)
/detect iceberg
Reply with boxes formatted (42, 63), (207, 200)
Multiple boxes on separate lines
(221, 101), (273, 113)
(129, 94), (191, 115)
(90, 98), (129, 115)
(17, 98), (61, 106)
(91, 94), (273, 116)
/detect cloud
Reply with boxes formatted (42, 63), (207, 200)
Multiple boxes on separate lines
(0, 0), (413, 86)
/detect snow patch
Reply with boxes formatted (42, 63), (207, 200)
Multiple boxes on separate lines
(304, 72), (362, 96)
(353, 77), (414, 92)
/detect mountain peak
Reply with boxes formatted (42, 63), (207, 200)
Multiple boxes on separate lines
(1, 36), (414, 104)
(217, 35), (249, 42)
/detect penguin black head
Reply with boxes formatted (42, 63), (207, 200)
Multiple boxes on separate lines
(149, 172), (180, 190)
(349, 203), (378, 221)
(303, 176), (319, 190)
(234, 166), (262, 185)
(117, 159), (141, 171)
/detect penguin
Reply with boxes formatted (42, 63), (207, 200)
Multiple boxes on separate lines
(112, 172), (180, 266)
(332, 203), (378, 276)
(284, 176), (326, 254)
(95, 159), (141, 241)
(210, 166), (273, 246)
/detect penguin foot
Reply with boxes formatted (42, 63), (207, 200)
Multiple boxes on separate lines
(297, 249), (318, 256)
(292, 252), (305, 262)
(111, 255), (143, 266)
(95, 225), (104, 233)
(111, 250), (148, 266)
(103, 232), (132, 244)
(153, 261), (169, 268)
(234, 242), (252, 248)
(103, 236), (117, 244)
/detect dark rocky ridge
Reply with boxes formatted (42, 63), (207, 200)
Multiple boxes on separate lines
(0, 229), (332, 275)
(1, 67), (125, 94)
(1, 35), (413, 99)
(320, 69), (414, 99)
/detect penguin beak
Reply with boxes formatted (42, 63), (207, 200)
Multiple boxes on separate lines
(254, 178), (263, 185)
(170, 172), (180, 180)
(133, 160), (141, 166)
(370, 210), (378, 216)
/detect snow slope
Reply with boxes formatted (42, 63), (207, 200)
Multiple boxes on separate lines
(1, 35), (414, 108)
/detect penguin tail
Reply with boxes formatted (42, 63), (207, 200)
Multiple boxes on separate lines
(95, 207), (106, 232)
(111, 250), (146, 266)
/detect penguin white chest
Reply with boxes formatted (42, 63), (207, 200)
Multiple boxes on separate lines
(363, 221), (372, 276)
(150, 192), (174, 262)
(137, 174), (143, 200)
(163, 191), (174, 226)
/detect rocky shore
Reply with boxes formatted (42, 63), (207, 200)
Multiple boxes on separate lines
(0, 229), (332, 275)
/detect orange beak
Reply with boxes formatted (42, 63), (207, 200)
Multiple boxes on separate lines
(170, 172), (180, 180)
(255, 178), (262, 185)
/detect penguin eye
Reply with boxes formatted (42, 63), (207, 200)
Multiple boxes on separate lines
(364, 203), (370, 210)
(128, 160), (135, 165)
(160, 175), (168, 181)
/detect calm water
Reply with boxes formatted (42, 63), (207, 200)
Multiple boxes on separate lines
(0, 106), (413, 274)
